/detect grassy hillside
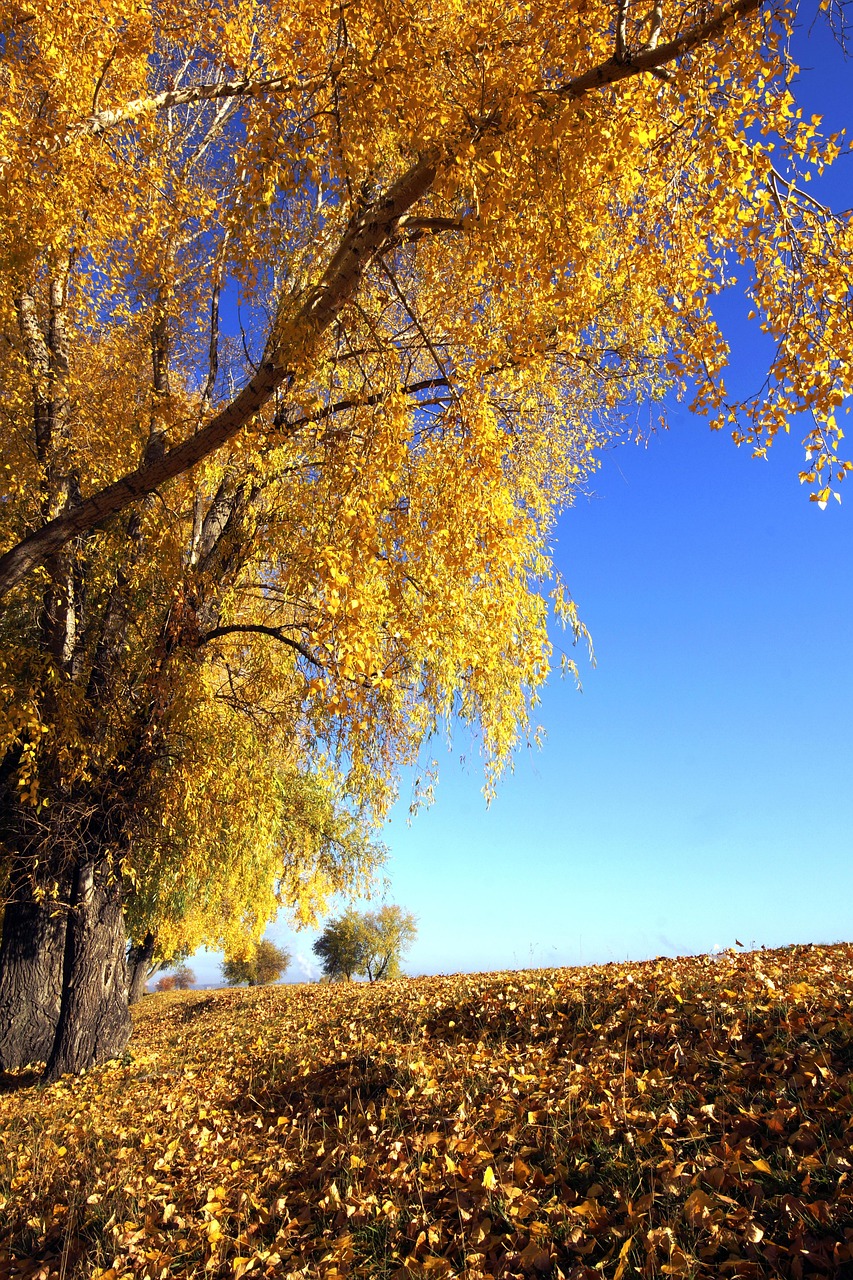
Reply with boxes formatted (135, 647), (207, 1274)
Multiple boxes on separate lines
(1, 944), (852, 1279)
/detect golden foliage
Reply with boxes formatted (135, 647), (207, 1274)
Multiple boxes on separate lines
(0, 1), (851, 945)
(1, 944), (852, 1277)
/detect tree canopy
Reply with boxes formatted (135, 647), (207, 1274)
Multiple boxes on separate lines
(312, 912), (370, 982)
(313, 905), (418, 981)
(359, 906), (419, 982)
(0, 0), (850, 1077)
(222, 940), (292, 987)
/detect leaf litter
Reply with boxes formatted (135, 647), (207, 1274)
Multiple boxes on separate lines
(1, 943), (852, 1279)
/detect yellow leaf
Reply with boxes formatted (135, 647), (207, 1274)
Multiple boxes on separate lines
(614, 1235), (635, 1280)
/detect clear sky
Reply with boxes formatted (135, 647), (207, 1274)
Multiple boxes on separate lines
(190, 14), (853, 987)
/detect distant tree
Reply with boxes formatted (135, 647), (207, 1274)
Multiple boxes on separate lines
(312, 911), (368, 981)
(153, 964), (195, 993)
(222, 939), (291, 987)
(172, 964), (196, 990)
(361, 906), (418, 982)
(313, 905), (417, 981)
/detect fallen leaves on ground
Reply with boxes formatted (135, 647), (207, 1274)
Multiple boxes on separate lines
(1, 943), (852, 1279)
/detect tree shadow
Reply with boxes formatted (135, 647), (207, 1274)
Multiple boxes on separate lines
(0, 1067), (42, 1092)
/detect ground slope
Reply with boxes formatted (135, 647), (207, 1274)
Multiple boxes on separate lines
(1, 944), (852, 1278)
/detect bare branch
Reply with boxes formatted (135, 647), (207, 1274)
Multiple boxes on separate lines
(196, 623), (323, 668)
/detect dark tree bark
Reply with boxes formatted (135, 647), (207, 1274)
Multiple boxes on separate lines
(127, 930), (156, 1004)
(0, 869), (66, 1070)
(0, 784), (135, 1080)
(43, 858), (131, 1082)
(0, 846), (132, 1081)
(1, 281), (185, 1080)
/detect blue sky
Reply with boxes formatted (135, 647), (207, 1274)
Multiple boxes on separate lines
(189, 14), (853, 986)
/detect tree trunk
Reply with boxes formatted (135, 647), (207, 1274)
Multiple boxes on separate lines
(43, 859), (131, 1082)
(0, 872), (66, 1070)
(127, 931), (155, 1004)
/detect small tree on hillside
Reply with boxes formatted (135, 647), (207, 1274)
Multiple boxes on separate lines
(172, 964), (196, 990)
(153, 963), (195, 993)
(361, 906), (418, 981)
(222, 939), (291, 987)
(313, 906), (417, 981)
(312, 911), (368, 981)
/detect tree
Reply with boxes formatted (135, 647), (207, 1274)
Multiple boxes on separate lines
(222, 940), (291, 987)
(312, 912), (370, 982)
(128, 938), (194, 1005)
(127, 933), (159, 1007)
(1, 0), (851, 1078)
(360, 906), (418, 982)
(122, 767), (384, 1004)
(154, 966), (195, 993)
(172, 964), (196, 990)
(313, 906), (417, 981)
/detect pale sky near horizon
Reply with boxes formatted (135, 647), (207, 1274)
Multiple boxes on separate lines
(187, 14), (853, 989)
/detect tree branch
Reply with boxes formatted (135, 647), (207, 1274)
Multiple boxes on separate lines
(196, 623), (323, 668)
(66, 73), (316, 147)
(379, 262), (457, 403)
(542, 0), (764, 100)
(273, 376), (452, 436)
(615, 0), (631, 62)
(0, 151), (440, 596)
(645, 0), (664, 51)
